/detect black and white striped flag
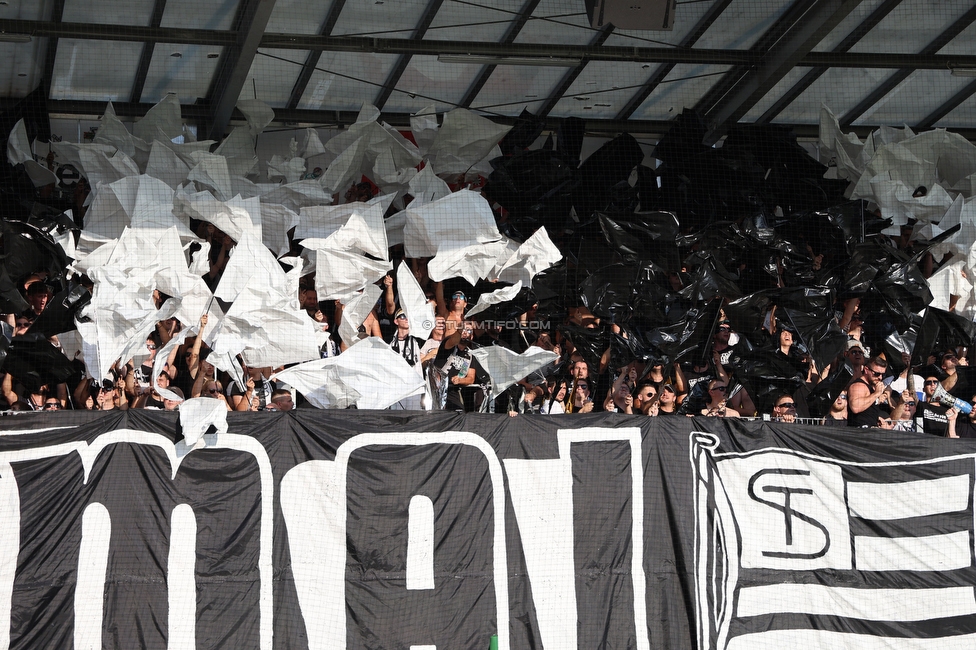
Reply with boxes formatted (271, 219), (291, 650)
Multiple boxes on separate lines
(692, 433), (976, 650)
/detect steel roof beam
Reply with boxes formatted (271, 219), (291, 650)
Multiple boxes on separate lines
(373, 0), (445, 111)
(459, 0), (542, 109)
(6, 19), (976, 69)
(285, 0), (346, 110)
(694, 0), (820, 119)
(536, 24), (614, 120)
(701, 0), (864, 145)
(614, 0), (734, 121)
(840, 3), (976, 127)
(916, 78), (976, 130)
(23, 97), (976, 141)
(40, 0), (65, 91)
(129, 0), (168, 103)
(756, 0), (902, 124)
(205, 0), (277, 140)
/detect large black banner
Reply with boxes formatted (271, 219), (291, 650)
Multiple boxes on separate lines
(0, 411), (971, 649)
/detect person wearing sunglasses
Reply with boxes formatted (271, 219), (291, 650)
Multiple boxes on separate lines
(94, 378), (128, 411)
(2, 375), (65, 411)
(822, 391), (848, 426)
(435, 284), (469, 347)
(387, 309), (426, 410)
(195, 380), (231, 410)
(126, 333), (177, 400)
(770, 393), (797, 423)
(712, 320), (736, 367)
(915, 366), (951, 436)
(847, 355), (891, 427)
(940, 350), (973, 400)
(570, 379), (594, 414)
(701, 380), (740, 418)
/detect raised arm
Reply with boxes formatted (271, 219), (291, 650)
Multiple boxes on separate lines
(848, 379), (884, 414)
(187, 313), (208, 379)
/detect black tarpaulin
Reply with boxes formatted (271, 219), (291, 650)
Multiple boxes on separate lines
(913, 307), (976, 366)
(726, 346), (805, 414)
(2, 219), (71, 287)
(1, 335), (77, 390)
(26, 284), (91, 338)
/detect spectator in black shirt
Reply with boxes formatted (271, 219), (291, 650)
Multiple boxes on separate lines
(822, 391), (848, 426)
(942, 350), (972, 399)
(917, 367), (950, 436)
(947, 406), (976, 439)
(434, 323), (481, 411)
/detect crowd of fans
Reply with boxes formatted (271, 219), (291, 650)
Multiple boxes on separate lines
(3, 100), (974, 433)
(5, 238), (976, 437)
(1, 181), (972, 430)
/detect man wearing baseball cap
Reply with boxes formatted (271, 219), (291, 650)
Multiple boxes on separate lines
(436, 284), (468, 347)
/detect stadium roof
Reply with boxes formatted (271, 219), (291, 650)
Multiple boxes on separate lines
(1, 0), (975, 140)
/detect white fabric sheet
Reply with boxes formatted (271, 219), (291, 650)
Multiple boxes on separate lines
(6, 118), (32, 165)
(466, 282), (523, 319)
(469, 346), (558, 398)
(402, 189), (501, 258)
(336, 285), (382, 349)
(397, 261), (435, 340)
(272, 337), (425, 410)
(494, 227), (562, 287)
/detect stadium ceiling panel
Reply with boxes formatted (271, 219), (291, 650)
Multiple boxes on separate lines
(0, 0), (974, 139)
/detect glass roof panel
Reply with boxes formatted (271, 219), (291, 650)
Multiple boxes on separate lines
(0, 39), (46, 100)
(549, 61), (654, 119)
(331, 0), (430, 38)
(469, 64), (568, 117)
(266, 0), (337, 35)
(424, 0), (520, 43)
(514, 0), (593, 46)
(62, 0), (154, 26)
(50, 39), (143, 101)
(937, 91), (976, 130)
(384, 56), (483, 114)
(695, 0), (793, 50)
(161, 0), (241, 30)
(141, 43), (224, 104)
(298, 52), (400, 112)
(849, 1), (975, 54)
(937, 18), (976, 56)
(630, 63), (733, 121)
(857, 69), (974, 126)
(811, 0), (891, 52)
(0, 0), (53, 21)
(240, 49), (306, 107)
(773, 66), (901, 125)
(740, 66), (808, 122)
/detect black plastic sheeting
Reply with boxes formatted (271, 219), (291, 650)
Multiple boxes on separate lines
(1, 411), (974, 649)
(480, 107), (968, 397)
(1, 100), (969, 401)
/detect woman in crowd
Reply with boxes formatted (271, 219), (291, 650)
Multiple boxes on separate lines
(95, 377), (128, 411)
(568, 378), (594, 414)
(196, 378), (231, 410)
(543, 379), (569, 414)
(701, 380), (740, 418)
